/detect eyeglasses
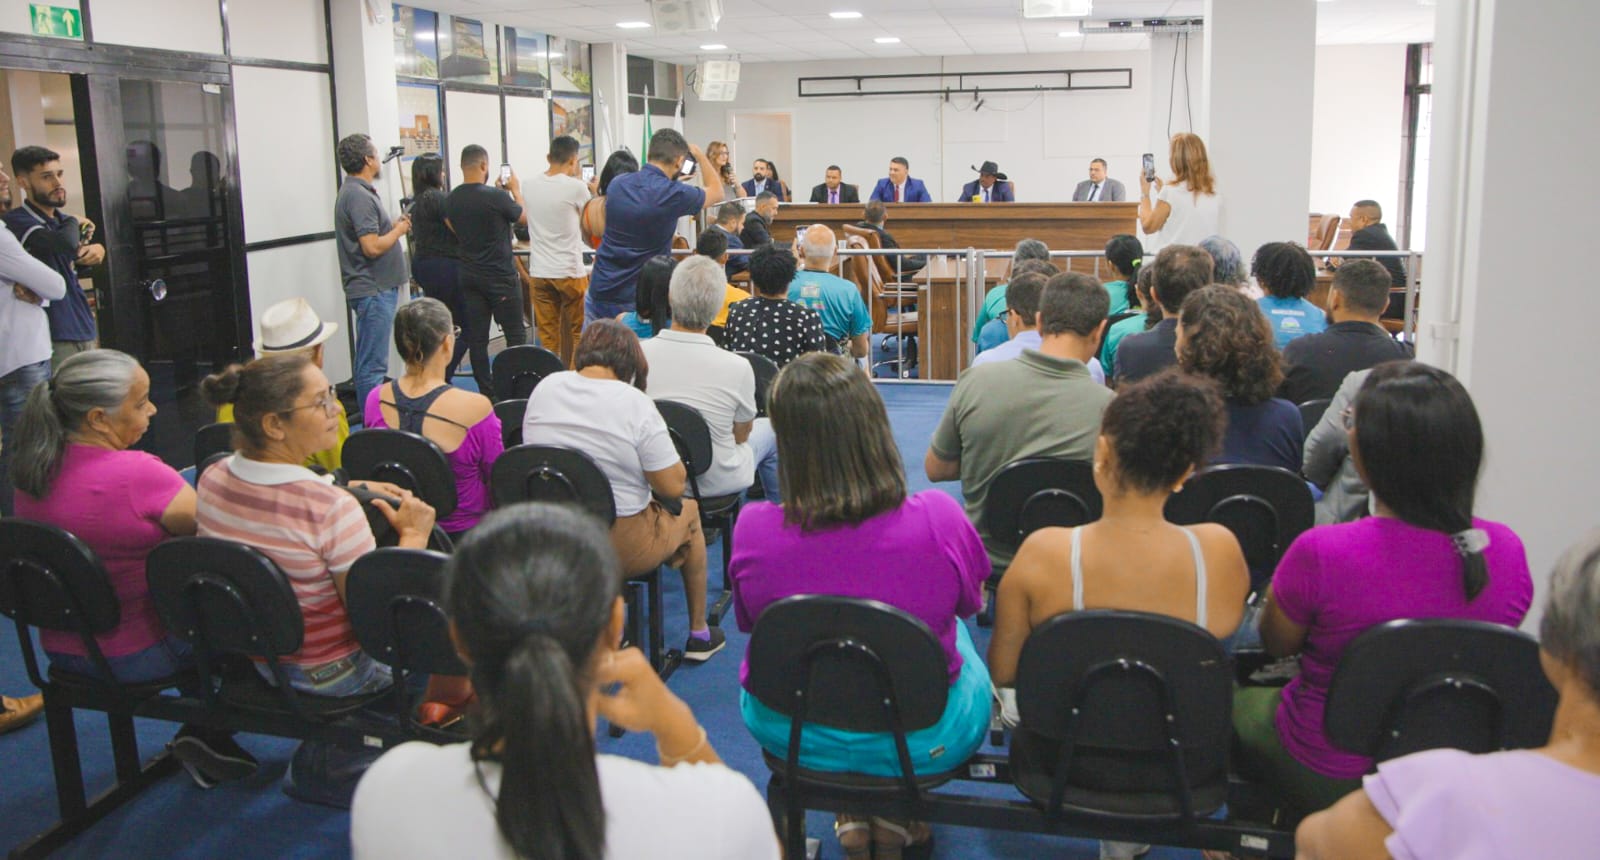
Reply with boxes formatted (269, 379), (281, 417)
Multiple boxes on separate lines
(282, 385), (340, 417)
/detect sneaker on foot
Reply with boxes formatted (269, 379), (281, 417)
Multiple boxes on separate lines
(169, 726), (260, 786)
(683, 626), (726, 662)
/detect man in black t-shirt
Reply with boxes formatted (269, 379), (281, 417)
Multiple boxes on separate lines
(445, 144), (528, 396)
(1336, 199), (1408, 319)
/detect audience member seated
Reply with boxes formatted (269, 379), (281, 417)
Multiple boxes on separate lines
(969, 272), (1107, 382)
(351, 504), (778, 860)
(1176, 285), (1304, 472)
(740, 191), (778, 248)
(972, 238), (1053, 351)
(788, 225), (871, 359)
(1101, 233), (1142, 315)
(616, 254), (675, 340)
(580, 149), (639, 250)
(520, 321), (724, 661)
(710, 201), (748, 279)
(732, 353), (989, 858)
(722, 242), (826, 368)
(215, 297), (346, 471)
(1253, 242), (1328, 350)
(1304, 368), (1373, 525)
(363, 298), (502, 542)
(1102, 263), (1158, 380)
(1234, 361), (1533, 821)
(13, 349), (258, 786)
(1295, 527), (1600, 860)
(927, 272), (1114, 586)
(641, 255), (779, 500)
(691, 228), (753, 332)
(1278, 259), (1413, 404)
(854, 200), (926, 276)
(1115, 243), (1212, 385)
(1337, 199), (1407, 318)
(1199, 234), (1257, 299)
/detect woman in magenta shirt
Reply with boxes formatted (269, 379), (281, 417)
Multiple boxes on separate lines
(12, 349), (257, 786)
(731, 353), (990, 859)
(1234, 361), (1533, 819)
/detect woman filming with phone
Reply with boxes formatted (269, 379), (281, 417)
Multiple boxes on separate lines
(1139, 133), (1220, 254)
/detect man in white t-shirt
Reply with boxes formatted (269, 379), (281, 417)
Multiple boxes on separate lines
(640, 255), (779, 500)
(525, 134), (596, 366)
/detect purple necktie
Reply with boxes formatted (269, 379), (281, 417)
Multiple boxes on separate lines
(830, 189), (837, 204)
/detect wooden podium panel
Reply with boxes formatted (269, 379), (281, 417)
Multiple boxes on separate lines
(769, 202), (1139, 254)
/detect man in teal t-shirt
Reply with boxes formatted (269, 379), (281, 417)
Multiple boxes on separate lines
(787, 225), (871, 357)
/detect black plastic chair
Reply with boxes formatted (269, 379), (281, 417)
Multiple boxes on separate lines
(1297, 399), (1332, 434)
(0, 520), (187, 858)
(493, 398), (527, 448)
(736, 351), (780, 418)
(340, 484), (455, 554)
(491, 344), (565, 401)
(976, 458), (1100, 626)
(345, 548), (468, 737)
(655, 400), (741, 627)
(341, 429), (459, 521)
(1324, 619), (1558, 765)
(1164, 464), (1313, 593)
(193, 421), (234, 469)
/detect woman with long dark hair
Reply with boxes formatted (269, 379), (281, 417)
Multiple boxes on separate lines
(408, 153), (468, 380)
(615, 254), (675, 339)
(1233, 361), (1533, 821)
(1102, 233), (1143, 315)
(351, 504), (777, 859)
(581, 149), (640, 250)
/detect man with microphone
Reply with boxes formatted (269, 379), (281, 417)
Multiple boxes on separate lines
(959, 161), (1015, 203)
(334, 133), (411, 411)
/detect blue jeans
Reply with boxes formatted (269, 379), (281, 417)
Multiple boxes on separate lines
(348, 288), (399, 413)
(584, 297), (632, 327)
(748, 417), (781, 503)
(48, 636), (200, 693)
(0, 358), (50, 515)
(258, 651), (392, 698)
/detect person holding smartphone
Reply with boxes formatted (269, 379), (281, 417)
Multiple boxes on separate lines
(445, 144), (529, 397)
(525, 135), (597, 367)
(1138, 133), (1220, 255)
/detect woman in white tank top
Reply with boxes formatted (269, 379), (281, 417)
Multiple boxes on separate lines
(1139, 132), (1221, 254)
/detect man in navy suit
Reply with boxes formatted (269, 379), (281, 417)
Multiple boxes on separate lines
(868, 157), (931, 203)
(739, 158), (786, 201)
(958, 161), (1015, 203)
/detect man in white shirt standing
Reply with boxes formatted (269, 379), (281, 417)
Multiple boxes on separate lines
(525, 135), (595, 367)
(0, 164), (68, 517)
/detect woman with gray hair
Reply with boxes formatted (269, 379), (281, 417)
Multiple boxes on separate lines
(1199, 235), (1258, 297)
(363, 297), (502, 541)
(1295, 528), (1600, 858)
(13, 349), (260, 786)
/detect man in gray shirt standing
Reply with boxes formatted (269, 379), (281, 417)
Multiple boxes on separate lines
(334, 133), (410, 410)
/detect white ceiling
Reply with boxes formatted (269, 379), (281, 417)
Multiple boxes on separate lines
(424, 0), (1434, 64)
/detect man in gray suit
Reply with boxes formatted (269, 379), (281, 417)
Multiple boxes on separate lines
(1071, 158), (1125, 202)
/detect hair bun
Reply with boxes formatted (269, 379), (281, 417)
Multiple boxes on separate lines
(200, 363), (246, 407)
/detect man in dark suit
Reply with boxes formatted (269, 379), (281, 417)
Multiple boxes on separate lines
(1337, 199), (1407, 318)
(958, 161), (1015, 203)
(1071, 158), (1126, 202)
(1115, 244), (1212, 386)
(712, 201), (749, 278)
(868, 156), (932, 203)
(739, 158), (786, 202)
(1278, 260), (1414, 404)
(809, 165), (860, 204)
(740, 191), (779, 248)
(856, 200), (926, 275)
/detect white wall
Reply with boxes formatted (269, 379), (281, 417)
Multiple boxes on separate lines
(92, 0), (223, 55)
(227, 0), (327, 64)
(246, 242), (350, 382)
(1309, 44), (1406, 223)
(233, 66), (337, 243)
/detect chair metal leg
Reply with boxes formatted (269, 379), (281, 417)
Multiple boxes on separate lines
(648, 568), (682, 681)
(108, 712), (142, 784)
(44, 697), (87, 819)
(706, 513), (735, 628)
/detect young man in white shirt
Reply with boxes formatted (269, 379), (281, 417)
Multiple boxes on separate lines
(524, 135), (595, 367)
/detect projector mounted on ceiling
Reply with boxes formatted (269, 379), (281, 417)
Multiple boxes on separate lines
(1078, 18), (1205, 34)
(1021, 0), (1091, 19)
(651, 0), (722, 34)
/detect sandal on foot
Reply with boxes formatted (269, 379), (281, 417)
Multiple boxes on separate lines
(834, 814), (873, 860)
(871, 818), (934, 860)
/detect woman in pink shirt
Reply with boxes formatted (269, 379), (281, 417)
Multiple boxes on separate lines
(1296, 528), (1600, 859)
(1234, 361), (1533, 820)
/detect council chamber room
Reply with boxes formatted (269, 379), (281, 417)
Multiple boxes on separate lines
(0, 0), (1592, 858)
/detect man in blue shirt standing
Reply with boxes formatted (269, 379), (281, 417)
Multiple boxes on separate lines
(3, 146), (106, 370)
(586, 130), (722, 324)
(788, 225), (871, 359)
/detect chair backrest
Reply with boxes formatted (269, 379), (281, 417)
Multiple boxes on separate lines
(0, 519), (120, 638)
(1324, 619), (1559, 764)
(737, 351), (779, 418)
(981, 458), (1101, 552)
(341, 429), (459, 519)
(494, 399), (527, 448)
(655, 400), (713, 486)
(194, 421), (234, 469)
(491, 345), (566, 401)
(490, 444), (617, 525)
(841, 223), (896, 285)
(1297, 398), (1332, 432)
(745, 594), (950, 734)
(1314, 214), (1342, 250)
(146, 537), (304, 661)
(196, 451), (231, 483)
(1163, 464), (1313, 584)
(1015, 610), (1233, 803)
(345, 548), (468, 677)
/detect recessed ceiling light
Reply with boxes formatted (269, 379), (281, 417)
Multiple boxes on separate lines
(874, 36), (900, 43)
(616, 21), (651, 29)
(700, 43), (727, 50)
(1058, 28), (1082, 37)
(830, 11), (863, 19)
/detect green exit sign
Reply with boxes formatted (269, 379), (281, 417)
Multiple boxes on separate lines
(29, 4), (83, 40)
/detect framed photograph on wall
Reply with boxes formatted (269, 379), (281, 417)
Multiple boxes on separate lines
(550, 94), (594, 165)
(504, 28), (549, 89)
(438, 15), (499, 85)
(397, 82), (443, 163)
(393, 5), (438, 78)
(548, 36), (592, 94)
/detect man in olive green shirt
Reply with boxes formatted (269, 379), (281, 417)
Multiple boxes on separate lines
(927, 271), (1113, 579)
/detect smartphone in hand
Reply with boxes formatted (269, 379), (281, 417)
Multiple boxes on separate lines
(499, 164), (512, 185)
(1141, 153), (1156, 182)
(679, 158), (697, 178)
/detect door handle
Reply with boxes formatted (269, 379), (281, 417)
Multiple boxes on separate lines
(142, 278), (168, 301)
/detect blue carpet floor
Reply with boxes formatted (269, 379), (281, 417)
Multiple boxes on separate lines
(0, 380), (1202, 859)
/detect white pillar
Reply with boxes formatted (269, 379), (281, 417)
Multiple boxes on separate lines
(1201, 0), (1316, 259)
(1146, 31), (1206, 175)
(589, 42), (630, 160)
(1419, 0), (1600, 626)
(329, 0), (400, 207)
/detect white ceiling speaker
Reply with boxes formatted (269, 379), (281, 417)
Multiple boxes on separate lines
(692, 59), (740, 101)
(651, 0), (723, 34)
(1021, 0), (1091, 19)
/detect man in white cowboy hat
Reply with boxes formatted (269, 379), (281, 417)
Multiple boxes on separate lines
(213, 297), (348, 471)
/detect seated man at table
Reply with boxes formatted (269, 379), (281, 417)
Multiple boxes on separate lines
(868, 156), (931, 204)
(740, 191), (778, 248)
(788, 225), (871, 359)
(809, 165), (859, 204)
(711, 201), (748, 278)
(855, 200), (927, 276)
(958, 161), (1015, 203)
(1278, 259), (1413, 404)
(1114, 243), (1212, 386)
(971, 272), (1105, 384)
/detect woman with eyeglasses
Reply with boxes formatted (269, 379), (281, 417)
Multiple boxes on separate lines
(363, 298), (502, 542)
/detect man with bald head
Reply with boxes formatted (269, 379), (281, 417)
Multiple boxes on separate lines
(787, 224), (871, 358)
(1339, 199), (1407, 318)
